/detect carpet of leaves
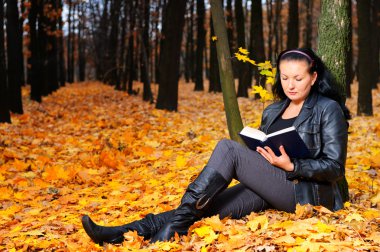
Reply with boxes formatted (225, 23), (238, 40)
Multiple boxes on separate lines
(0, 81), (380, 251)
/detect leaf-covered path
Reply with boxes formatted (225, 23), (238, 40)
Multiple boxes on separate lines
(1, 82), (380, 251)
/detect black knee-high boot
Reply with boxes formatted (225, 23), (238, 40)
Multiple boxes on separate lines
(150, 167), (228, 243)
(81, 210), (174, 245)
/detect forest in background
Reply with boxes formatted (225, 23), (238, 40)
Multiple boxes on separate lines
(0, 0), (379, 119)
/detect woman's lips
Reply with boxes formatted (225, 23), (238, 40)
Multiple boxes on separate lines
(288, 92), (297, 95)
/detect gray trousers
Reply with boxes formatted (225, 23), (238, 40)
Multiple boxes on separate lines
(203, 139), (296, 219)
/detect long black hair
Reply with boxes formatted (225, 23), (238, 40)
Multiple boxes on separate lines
(272, 48), (351, 120)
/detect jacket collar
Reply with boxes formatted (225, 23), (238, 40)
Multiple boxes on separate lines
(265, 91), (319, 131)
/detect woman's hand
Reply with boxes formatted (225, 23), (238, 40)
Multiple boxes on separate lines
(256, 145), (294, 172)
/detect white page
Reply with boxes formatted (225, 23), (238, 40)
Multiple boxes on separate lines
(240, 127), (267, 141)
(267, 126), (296, 138)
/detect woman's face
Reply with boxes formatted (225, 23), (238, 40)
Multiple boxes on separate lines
(279, 60), (317, 104)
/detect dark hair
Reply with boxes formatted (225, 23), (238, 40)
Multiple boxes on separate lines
(272, 48), (351, 120)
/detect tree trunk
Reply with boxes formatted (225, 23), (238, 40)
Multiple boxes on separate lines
(266, 0), (274, 61)
(156, 0), (187, 111)
(209, 13), (221, 93)
(210, 0), (244, 143)
(78, 2), (86, 82)
(357, 0), (373, 115)
(225, 0), (236, 77)
(67, 0), (74, 83)
(6, 0), (23, 114)
(249, 0), (266, 88)
(287, 0), (299, 49)
(273, 0), (282, 54)
(370, 0), (379, 88)
(184, 1), (192, 83)
(29, 0), (42, 102)
(346, 0), (353, 98)
(317, 0), (351, 202)
(46, 0), (59, 93)
(0, 0), (10, 123)
(107, 0), (121, 85)
(194, 0), (205, 91)
(303, 0), (313, 49)
(141, 0), (153, 102)
(58, 0), (66, 86)
(125, 0), (136, 93)
(235, 0), (250, 97)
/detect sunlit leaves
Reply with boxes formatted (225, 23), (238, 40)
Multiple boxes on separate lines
(0, 81), (380, 251)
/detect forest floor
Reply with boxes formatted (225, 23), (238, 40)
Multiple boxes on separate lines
(0, 81), (380, 251)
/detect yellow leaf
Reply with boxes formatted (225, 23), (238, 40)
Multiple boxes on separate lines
(315, 221), (335, 233)
(238, 47), (249, 55)
(344, 213), (365, 222)
(212, 36), (217, 41)
(176, 155), (187, 168)
(274, 234), (296, 244)
(362, 208), (380, 219)
(370, 191), (380, 205)
(193, 225), (219, 244)
(246, 215), (268, 232)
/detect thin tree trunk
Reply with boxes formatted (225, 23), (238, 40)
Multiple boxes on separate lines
(0, 0), (10, 123)
(357, 0), (373, 115)
(235, 0), (250, 97)
(156, 0), (187, 111)
(142, 0), (153, 102)
(273, 0), (282, 55)
(58, 0), (66, 87)
(6, 0), (23, 114)
(266, 0), (274, 61)
(370, 0), (379, 88)
(303, 0), (313, 48)
(209, 12), (221, 93)
(194, 0), (205, 91)
(210, 0), (244, 143)
(29, 0), (42, 102)
(249, 0), (266, 88)
(46, 0), (59, 93)
(346, 0), (353, 98)
(287, 0), (299, 49)
(78, 2), (86, 82)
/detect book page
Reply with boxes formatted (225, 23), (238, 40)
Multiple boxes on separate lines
(239, 127), (267, 141)
(267, 126), (296, 138)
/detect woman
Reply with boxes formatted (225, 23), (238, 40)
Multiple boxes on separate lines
(81, 48), (350, 245)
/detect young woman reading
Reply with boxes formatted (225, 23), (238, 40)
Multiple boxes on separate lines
(81, 48), (350, 245)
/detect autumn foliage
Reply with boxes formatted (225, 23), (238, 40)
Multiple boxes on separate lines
(0, 81), (380, 251)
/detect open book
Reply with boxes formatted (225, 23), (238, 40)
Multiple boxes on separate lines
(239, 126), (311, 158)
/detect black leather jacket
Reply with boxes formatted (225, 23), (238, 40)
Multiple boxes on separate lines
(259, 91), (348, 211)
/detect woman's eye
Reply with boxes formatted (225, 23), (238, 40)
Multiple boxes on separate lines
(296, 79), (302, 81)
(281, 77), (288, 81)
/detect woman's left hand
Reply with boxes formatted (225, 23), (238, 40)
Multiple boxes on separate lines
(256, 145), (294, 172)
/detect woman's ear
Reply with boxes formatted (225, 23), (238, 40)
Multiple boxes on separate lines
(311, 72), (318, 86)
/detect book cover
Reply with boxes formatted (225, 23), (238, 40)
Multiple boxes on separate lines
(239, 126), (311, 159)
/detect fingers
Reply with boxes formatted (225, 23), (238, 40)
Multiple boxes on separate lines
(279, 145), (288, 156)
(256, 147), (272, 163)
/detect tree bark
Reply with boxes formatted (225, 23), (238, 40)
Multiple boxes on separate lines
(209, 13), (221, 93)
(317, 0), (351, 202)
(58, 0), (66, 86)
(194, 0), (206, 91)
(357, 0), (373, 115)
(141, 0), (153, 102)
(46, 0), (59, 93)
(249, 0), (266, 87)
(29, 0), (42, 102)
(346, 0), (353, 98)
(370, 0), (379, 88)
(287, 0), (299, 49)
(155, 0), (187, 111)
(235, 0), (250, 97)
(6, 0), (23, 114)
(0, 0), (10, 123)
(210, 0), (244, 143)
